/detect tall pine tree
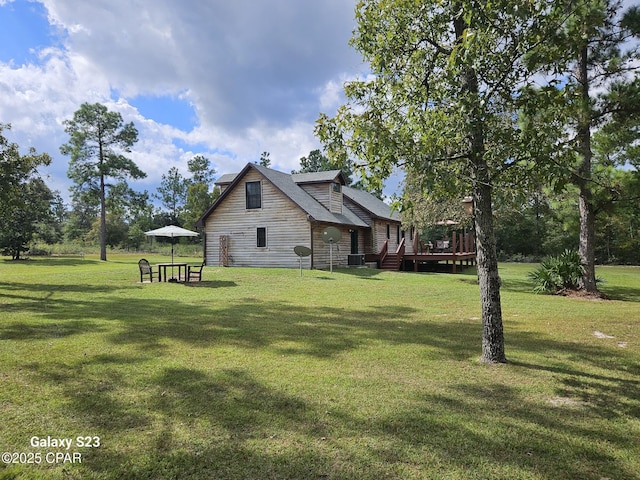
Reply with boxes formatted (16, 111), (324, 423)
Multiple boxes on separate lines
(61, 103), (144, 261)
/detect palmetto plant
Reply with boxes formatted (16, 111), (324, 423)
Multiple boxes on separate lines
(528, 249), (585, 294)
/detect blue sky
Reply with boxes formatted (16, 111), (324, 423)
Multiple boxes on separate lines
(0, 1), (55, 64)
(0, 0), (404, 205)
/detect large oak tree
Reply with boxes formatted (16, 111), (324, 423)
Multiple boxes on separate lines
(317, 1), (564, 363)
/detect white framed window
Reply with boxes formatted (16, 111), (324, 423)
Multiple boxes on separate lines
(246, 181), (261, 209)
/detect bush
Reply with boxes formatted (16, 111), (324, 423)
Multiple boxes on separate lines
(528, 249), (584, 294)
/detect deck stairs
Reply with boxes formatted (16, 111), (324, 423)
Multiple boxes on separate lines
(378, 238), (405, 271)
(380, 253), (401, 271)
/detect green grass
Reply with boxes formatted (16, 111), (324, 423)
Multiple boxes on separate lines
(1, 256), (639, 479)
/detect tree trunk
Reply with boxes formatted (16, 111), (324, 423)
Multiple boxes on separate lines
(474, 162), (507, 364)
(100, 173), (107, 261)
(578, 185), (597, 290)
(575, 43), (597, 291)
(99, 139), (107, 262)
(454, 9), (507, 363)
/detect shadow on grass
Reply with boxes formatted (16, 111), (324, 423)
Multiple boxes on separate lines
(373, 381), (639, 480)
(501, 277), (537, 295)
(9, 306), (638, 478)
(333, 267), (384, 279)
(182, 280), (238, 288)
(26, 350), (639, 479)
(24, 359), (395, 479)
(104, 299), (432, 358)
(600, 284), (640, 302)
(7, 257), (100, 267)
(0, 281), (118, 297)
(0, 319), (101, 340)
(510, 359), (640, 419)
(3, 271), (639, 478)
(1, 278), (430, 358)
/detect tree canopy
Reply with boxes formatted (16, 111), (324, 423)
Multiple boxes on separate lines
(518, 0), (640, 292)
(0, 124), (54, 259)
(316, 0), (640, 357)
(317, 0), (558, 363)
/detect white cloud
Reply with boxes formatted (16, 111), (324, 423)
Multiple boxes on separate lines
(0, 0), (366, 203)
(41, 0), (361, 130)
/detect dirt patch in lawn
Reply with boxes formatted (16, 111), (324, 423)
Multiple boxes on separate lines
(562, 289), (610, 300)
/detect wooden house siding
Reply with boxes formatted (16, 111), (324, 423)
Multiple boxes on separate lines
(300, 184), (330, 211)
(204, 170), (311, 268)
(373, 219), (398, 253)
(298, 183), (343, 214)
(344, 196), (403, 255)
(343, 197), (372, 225)
(330, 186), (343, 214)
(311, 223), (351, 269)
(199, 164), (402, 270)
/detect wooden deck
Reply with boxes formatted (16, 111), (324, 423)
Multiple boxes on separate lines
(373, 231), (477, 273)
(403, 251), (476, 273)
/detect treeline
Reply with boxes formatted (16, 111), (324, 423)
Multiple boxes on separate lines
(63, 156), (219, 253)
(2, 106), (639, 264)
(0, 118), (217, 260)
(493, 179), (640, 264)
(404, 168), (640, 266)
(1, 107), (376, 262)
(1, 108), (352, 261)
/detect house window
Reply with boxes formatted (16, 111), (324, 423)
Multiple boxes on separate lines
(246, 181), (261, 209)
(257, 227), (267, 247)
(332, 182), (341, 193)
(386, 224), (390, 239)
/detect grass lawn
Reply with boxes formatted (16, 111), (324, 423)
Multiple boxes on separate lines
(1, 256), (639, 479)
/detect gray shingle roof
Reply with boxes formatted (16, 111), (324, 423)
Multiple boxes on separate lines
(291, 170), (345, 184)
(342, 186), (400, 221)
(198, 163), (397, 228)
(253, 164), (367, 227)
(215, 173), (238, 185)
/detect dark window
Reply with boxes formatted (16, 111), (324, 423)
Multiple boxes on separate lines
(257, 227), (267, 247)
(386, 224), (390, 239)
(332, 182), (341, 193)
(350, 230), (358, 254)
(246, 181), (261, 209)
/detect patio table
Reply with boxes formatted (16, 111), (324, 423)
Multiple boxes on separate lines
(157, 262), (188, 282)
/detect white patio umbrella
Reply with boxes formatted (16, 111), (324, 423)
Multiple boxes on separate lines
(145, 225), (199, 279)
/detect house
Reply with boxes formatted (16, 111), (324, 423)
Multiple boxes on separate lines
(195, 162), (410, 270)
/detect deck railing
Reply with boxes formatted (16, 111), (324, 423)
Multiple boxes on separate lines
(379, 239), (388, 268)
(395, 237), (405, 269)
